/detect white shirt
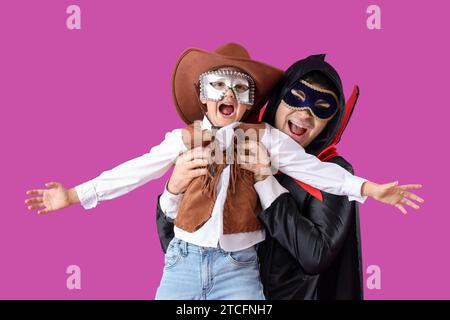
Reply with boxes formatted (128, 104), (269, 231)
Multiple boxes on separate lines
(76, 116), (367, 251)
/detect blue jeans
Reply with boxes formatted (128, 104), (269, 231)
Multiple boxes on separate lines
(155, 238), (265, 300)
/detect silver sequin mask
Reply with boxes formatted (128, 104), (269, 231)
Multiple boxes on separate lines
(199, 69), (255, 105)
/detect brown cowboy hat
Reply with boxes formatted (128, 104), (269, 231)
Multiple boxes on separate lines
(171, 43), (284, 124)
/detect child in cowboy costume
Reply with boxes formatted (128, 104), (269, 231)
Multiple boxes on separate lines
(25, 43), (423, 299)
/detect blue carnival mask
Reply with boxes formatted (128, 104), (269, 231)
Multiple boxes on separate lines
(281, 80), (339, 120)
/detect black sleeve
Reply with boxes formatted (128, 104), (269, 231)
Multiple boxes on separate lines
(155, 194), (175, 254)
(257, 162), (357, 275)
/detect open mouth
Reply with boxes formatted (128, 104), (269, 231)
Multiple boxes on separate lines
(218, 103), (236, 117)
(288, 120), (309, 136)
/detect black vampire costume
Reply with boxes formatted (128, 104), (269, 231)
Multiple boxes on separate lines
(155, 54), (364, 300)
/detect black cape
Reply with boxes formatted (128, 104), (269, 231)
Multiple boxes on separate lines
(155, 54), (364, 300)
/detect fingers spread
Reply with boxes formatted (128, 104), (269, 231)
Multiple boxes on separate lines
(395, 203), (407, 215)
(403, 191), (424, 203)
(386, 181), (399, 187)
(28, 203), (46, 210)
(25, 197), (43, 204)
(26, 190), (44, 195)
(399, 184), (422, 190)
(401, 197), (420, 210)
(45, 182), (61, 189)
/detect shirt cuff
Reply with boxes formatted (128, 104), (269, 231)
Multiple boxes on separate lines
(159, 184), (183, 219)
(254, 175), (289, 210)
(345, 175), (368, 204)
(75, 181), (98, 209)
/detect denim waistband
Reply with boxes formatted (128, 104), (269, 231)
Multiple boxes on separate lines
(171, 238), (224, 256)
(171, 238), (257, 256)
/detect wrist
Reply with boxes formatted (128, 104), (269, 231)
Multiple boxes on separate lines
(68, 188), (80, 205)
(254, 165), (272, 182)
(254, 172), (271, 182)
(166, 179), (181, 195)
(361, 181), (379, 199)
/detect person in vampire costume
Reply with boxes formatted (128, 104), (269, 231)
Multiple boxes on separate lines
(256, 54), (364, 299)
(156, 54), (370, 299)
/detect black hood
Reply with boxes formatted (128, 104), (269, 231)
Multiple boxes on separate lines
(263, 54), (345, 156)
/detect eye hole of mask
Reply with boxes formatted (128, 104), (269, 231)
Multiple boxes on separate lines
(315, 99), (331, 109)
(234, 84), (249, 93)
(291, 89), (306, 102)
(210, 81), (227, 90)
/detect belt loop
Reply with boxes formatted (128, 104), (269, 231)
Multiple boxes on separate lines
(180, 239), (188, 257)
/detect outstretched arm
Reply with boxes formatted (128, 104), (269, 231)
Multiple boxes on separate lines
(260, 124), (423, 213)
(25, 128), (186, 214)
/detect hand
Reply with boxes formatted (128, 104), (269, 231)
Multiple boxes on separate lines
(25, 182), (78, 214)
(167, 147), (211, 195)
(238, 140), (272, 182)
(362, 181), (424, 214)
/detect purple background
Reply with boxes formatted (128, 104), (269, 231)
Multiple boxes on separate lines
(0, 0), (447, 299)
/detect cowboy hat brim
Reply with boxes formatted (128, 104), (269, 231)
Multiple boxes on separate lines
(171, 47), (284, 124)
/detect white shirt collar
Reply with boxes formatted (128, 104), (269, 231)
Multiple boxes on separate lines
(201, 116), (242, 150)
(201, 116), (213, 130)
(201, 115), (241, 131)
